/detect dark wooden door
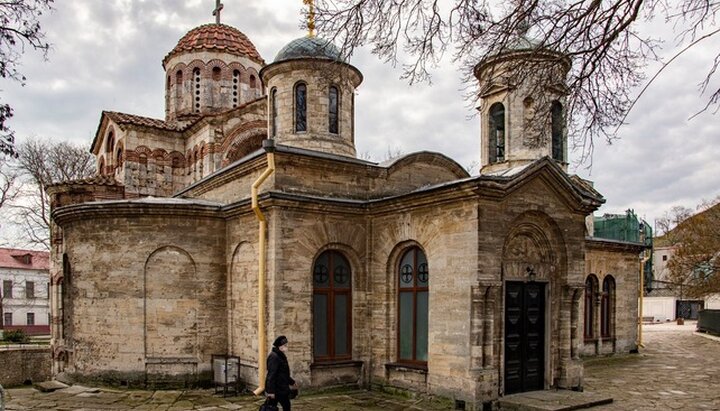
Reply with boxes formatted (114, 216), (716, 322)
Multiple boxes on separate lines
(504, 281), (545, 394)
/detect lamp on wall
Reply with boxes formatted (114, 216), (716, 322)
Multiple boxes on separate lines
(526, 266), (537, 283)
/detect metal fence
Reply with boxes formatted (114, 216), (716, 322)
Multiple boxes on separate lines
(697, 309), (720, 336)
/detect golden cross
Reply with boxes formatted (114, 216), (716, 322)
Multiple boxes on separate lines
(303, 0), (315, 37)
(213, 0), (224, 24)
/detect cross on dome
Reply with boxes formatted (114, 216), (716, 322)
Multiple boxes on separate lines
(212, 0), (224, 24)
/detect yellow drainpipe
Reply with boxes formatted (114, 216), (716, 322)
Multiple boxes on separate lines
(251, 140), (276, 396)
(638, 254), (650, 348)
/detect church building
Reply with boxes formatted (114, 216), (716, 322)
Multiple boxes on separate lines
(47, 5), (644, 409)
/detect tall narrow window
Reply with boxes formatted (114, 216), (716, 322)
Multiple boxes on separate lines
(116, 147), (123, 168)
(313, 250), (352, 361)
(584, 275), (598, 340)
(295, 83), (307, 132)
(488, 103), (505, 163)
(601, 276), (615, 339)
(270, 88), (278, 137)
(232, 70), (241, 108)
(26, 281), (35, 299)
(551, 100), (564, 162)
(98, 157), (105, 175)
(193, 68), (201, 113)
(249, 75), (257, 96)
(3, 312), (11, 326)
(27, 312), (35, 326)
(212, 66), (221, 81)
(328, 86), (339, 134)
(2, 280), (12, 298)
(106, 132), (114, 154)
(175, 70), (183, 111)
(398, 247), (429, 364)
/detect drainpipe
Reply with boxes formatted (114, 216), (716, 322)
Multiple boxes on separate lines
(252, 139), (276, 396)
(637, 254), (650, 348)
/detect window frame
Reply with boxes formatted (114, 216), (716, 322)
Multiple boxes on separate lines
(3, 279), (12, 299)
(27, 312), (35, 326)
(600, 276), (615, 339)
(3, 312), (12, 326)
(584, 275), (598, 341)
(488, 102), (505, 163)
(294, 82), (308, 133)
(551, 100), (564, 162)
(328, 85), (339, 134)
(270, 87), (278, 137)
(396, 246), (429, 366)
(26, 281), (35, 299)
(312, 250), (353, 362)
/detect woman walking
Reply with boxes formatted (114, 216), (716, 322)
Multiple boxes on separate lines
(265, 335), (297, 410)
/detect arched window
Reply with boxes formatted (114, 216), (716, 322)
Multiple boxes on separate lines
(270, 88), (278, 137)
(551, 100), (564, 162)
(138, 153), (147, 167)
(116, 147), (123, 169)
(584, 275), (598, 340)
(249, 74), (257, 90)
(106, 132), (114, 154)
(488, 103), (505, 163)
(212, 66), (221, 81)
(398, 246), (429, 364)
(193, 68), (201, 112)
(313, 250), (352, 361)
(328, 85), (339, 134)
(295, 83), (307, 132)
(175, 70), (184, 111)
(601, 276), (615, 339)
(98, 157), (105, 175)
(232, 70), (241, 108)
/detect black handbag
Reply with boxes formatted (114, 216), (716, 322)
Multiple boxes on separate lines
(290, 388), (299, 399)
(259, 399), (278, 411)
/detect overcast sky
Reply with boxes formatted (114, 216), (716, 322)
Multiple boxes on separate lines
(3, 0), (719, 235)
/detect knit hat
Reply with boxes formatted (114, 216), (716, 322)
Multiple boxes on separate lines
(273, 335), (288, 347)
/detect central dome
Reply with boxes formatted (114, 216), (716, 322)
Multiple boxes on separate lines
(163, 23), (264, 68)
(274, 36), (344, 63)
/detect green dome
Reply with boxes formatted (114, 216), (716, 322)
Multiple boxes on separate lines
(274, 36), (344, 63)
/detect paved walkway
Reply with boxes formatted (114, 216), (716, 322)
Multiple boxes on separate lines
(584, 321), (720, 410)
(2, 322), (718, 410)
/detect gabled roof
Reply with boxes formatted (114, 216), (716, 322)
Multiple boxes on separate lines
(0, 248), (49, 270)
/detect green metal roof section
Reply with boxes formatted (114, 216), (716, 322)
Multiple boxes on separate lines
(593, 209), (653, 290)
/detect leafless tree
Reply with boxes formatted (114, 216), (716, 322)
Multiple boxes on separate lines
(313, 0), (720, 163)
(0, 0), (55, 157)
(0, 157), (19, 211)
(12, 138), (94, 250)
(659, 197), (720, 298)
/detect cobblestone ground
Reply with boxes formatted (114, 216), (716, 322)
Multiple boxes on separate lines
(3, 322), (718, 410)
(2, 385), (455, 410)
(584, 321), (720, 410)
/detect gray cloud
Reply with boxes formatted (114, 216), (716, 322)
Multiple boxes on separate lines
(2, 0), (718, 232)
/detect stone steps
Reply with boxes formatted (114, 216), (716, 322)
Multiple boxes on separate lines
(498, 390), (613, 411)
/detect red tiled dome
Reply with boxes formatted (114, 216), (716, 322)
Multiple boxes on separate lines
(162, 23), (264, 68)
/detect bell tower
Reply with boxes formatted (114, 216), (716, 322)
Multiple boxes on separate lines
(474, 30), (571, 174)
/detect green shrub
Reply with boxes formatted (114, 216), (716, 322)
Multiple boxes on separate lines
(2, 329), (29, 343)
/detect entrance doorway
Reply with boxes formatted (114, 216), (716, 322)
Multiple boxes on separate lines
(504, 281), (545, 394)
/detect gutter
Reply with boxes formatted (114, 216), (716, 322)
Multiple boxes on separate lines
(251, 139), (276, 396)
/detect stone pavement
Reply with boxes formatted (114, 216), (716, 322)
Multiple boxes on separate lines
(584, 320), (720, 410)
(2, 385), (454, 410)
(2, 321), (718, 410)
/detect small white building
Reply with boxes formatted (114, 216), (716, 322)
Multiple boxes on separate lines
(0, 248), (51, 334)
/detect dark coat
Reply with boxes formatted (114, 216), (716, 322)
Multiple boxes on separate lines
(265, 347), (295, 396)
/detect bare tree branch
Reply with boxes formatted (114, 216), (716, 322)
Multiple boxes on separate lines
(11, 138), (94, 250)
(313, 0), (720, 163)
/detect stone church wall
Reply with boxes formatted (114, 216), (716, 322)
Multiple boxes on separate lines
(583, 244), (641, 356)
(59, 211), (227, 387)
